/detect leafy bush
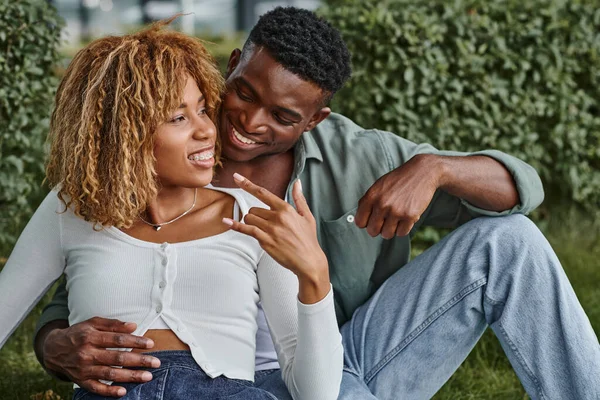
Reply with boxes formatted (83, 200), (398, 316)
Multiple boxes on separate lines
(0, 1), (63, 252)
(320, 0), (600, 212)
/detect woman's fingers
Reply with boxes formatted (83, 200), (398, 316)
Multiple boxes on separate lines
(233, 173), (285, 210)
(242, 213), (271, 233)
(247, 206), (272, 220)
(223, 217), (270, 244)
(291, 179), (313, 221)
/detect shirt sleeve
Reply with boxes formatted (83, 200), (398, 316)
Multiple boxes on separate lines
(373, 130), (545, 226)
(0, 191), (66, 348)
(256, 253), (343, 400)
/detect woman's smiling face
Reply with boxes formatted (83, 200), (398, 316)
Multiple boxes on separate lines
(154, 76), (217, 188)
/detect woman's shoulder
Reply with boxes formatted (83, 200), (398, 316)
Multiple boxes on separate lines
(41, 188), (95, 230)
(204, 184), (269, 215)
(36, 188), (67, 215)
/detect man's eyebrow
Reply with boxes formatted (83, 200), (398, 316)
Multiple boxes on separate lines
(275, 106), (302, 120)
(236, 77), (259, 98)
(178, 95), (205, 109)
(237, 77), (302, 120)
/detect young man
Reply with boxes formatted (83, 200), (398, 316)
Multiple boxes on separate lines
(34, 7), (599, 399)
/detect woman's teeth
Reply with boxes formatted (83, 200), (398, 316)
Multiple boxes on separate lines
(188, 151), (214, 161)
(233, 127), (257, 144)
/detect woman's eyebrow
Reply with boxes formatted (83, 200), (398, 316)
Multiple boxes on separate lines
(178, 95), (205, 109)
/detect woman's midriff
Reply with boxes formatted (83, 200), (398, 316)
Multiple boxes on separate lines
(132, 329), (190, 353)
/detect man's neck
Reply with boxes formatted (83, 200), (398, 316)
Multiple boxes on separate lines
(213, 150), (295, 199)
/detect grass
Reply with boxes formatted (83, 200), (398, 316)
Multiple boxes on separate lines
(0, 205), (598, 400)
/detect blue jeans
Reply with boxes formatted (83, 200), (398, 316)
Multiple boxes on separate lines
(73, 350), (277, 400)
(255, 215), (600, 399)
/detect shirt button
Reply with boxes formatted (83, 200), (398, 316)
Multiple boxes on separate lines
(155, 305), (163, 313)
(202, 363), (213, 370)
(346, 215), (355, 223)
(161, 258), (168, 267)
(160, 242), (168, 249)
(177, 326), (185, 332)
(158, 281), (166, 289)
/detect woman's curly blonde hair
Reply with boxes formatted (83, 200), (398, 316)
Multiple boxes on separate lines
(46, 17), (224, 229)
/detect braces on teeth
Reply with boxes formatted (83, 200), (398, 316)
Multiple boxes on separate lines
(189, 153), (213, 161)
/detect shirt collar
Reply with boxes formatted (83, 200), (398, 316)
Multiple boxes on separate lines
(295, 131), (323, 163)
(289, 131), (323, 190)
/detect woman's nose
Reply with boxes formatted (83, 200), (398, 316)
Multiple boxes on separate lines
(192, 113), (216, 141)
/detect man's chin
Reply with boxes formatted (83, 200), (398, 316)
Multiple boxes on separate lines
(221, 146), (255, 163)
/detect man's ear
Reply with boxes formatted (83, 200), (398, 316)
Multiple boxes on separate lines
(226, 49), (242, 78)
(305, 107), (331, 132)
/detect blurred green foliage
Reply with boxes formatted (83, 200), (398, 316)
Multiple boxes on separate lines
(0, 1), (64, 251)
(320, 0), (600, 213)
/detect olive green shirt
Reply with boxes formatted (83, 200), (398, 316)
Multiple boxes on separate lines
(36, 113), (544, 331)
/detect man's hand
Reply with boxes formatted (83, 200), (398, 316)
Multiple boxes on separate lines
(40, 317), (160, 397)
(355, 153), (520, 239)
(355, 154), (441, 239)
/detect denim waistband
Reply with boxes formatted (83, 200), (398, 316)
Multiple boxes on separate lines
(142, 350), (193, 357)
(139, 350), (196, 366)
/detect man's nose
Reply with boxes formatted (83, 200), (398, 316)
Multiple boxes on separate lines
(240, 106), (269, 135)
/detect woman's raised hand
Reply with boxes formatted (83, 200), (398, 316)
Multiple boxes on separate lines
(223, 173), (330, 303)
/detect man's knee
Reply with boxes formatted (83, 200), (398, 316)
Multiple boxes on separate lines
(461, 214), (553, 263)
(466, 214), (542, 242)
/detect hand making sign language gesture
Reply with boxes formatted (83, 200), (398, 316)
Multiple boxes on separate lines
(223, 173), (331, 305)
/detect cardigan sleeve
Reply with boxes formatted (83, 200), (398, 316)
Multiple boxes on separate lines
(257, 253), (343, 400)
(0, 191), (66, 348)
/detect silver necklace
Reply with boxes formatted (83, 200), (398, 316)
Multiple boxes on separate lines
(140, 188), (197, 231)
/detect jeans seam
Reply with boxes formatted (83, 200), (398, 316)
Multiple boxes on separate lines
(264, 392), (279, 400)
(72, 388), (88, 400)
(227, 378), (253, 389)
(151, 364), (198, 374)
(483, 292), (505, 306)
(255, 369), (278, 379)
(496, 323), (546, 400)
(343, 365), (361, 377)
(364, 277), (487, 383)
(157, 367), (168, 400)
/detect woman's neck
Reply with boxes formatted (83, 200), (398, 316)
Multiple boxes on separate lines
(146, 186), (197, 224)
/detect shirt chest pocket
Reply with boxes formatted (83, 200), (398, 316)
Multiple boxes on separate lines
(319, 207), (383, 321)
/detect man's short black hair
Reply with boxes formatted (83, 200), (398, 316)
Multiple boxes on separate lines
(242, 6), (352, 101)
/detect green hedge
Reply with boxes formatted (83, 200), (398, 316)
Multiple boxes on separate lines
(0, 1), (63, 252)
(320, 0), (600, 212)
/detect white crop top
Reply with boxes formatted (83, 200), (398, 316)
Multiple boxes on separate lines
(0, 187), (343, 400)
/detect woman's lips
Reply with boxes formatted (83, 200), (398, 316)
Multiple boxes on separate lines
(187, 148), (215, 168)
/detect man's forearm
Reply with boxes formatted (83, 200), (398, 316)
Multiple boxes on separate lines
(435, 154), (520, 212)
(34, 319), (71, 381)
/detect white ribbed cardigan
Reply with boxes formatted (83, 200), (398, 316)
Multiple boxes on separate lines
(0, 187), (342, 400)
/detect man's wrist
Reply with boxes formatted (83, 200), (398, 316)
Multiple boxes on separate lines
(35, 320), (71, 381)
(417, 153), (450, 190)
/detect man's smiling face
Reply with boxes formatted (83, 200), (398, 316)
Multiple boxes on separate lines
(219, 45), (331, 162)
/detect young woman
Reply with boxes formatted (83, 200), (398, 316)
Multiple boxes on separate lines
(0, 20), (342, 400)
